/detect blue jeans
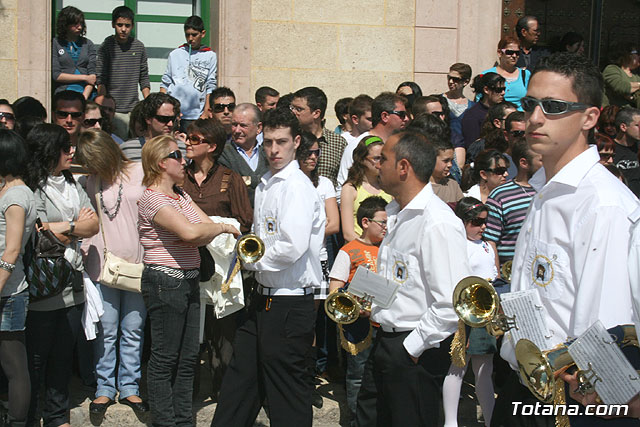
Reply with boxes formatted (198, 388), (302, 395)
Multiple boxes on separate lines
(93, 282), (146, 400)
(142, 267), (200, 427)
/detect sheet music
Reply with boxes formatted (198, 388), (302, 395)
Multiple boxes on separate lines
(568, 321), (640, 405)
(501, 289), (550, 350)
(347, 266), (400, 309)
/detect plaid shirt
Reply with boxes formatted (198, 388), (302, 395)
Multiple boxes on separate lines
(317, 128), (348, 188)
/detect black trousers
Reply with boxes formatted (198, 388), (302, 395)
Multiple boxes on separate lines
(211, 292), (316, 427)
(356, 330), (453, 426)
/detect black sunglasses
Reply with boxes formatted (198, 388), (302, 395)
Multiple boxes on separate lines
(599, 151), (614, 160)
(485, 166), (508, 175)
(501, 49), (521, 56)
(387, 110), (407, 120)
(469, 217), (487, 227)
(447, 75), (464, 83)
(307, 148), (321, 157)
(165, 150), (183, 161)
(490, 86), (506, 93)
(55, 110), (83, 119)
(521, 96), (592, 116)
(510, 130), (525, 138)
(0, 112), (15, 121)
(154, 114), (177, 124)
(432, 111), (446, 118)
(213, 103), (236, 113)
(83, 117), (103, 127)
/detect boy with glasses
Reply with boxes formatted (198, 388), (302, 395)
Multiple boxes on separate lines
(328, 195), (388, 426)
(493, 52), (640, 426)
(160, 15), (217, 132)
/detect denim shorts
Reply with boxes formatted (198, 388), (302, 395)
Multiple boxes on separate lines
(0, 290), (28, 331)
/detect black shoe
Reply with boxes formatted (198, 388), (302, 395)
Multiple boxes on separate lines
(89, 399), (114, 414)
(119, 397), (150, 413)
(312, 390), (323, 409)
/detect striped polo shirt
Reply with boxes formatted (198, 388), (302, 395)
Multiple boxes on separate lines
(483, 180), (536, 263)
(138, 189), (201, 269)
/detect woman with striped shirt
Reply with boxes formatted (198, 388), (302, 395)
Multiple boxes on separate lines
(138, 135), (239, 426)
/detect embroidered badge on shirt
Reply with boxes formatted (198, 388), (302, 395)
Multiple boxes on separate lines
(393, 260), (408, 284)
(531, 254), (555, 287)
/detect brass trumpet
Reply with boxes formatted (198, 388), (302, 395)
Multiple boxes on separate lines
(501, 260), (512, 282)
(452, 276), (516, 336)
(236, 233), (265, 263)
(516, 325), (639, 403)
(325, 289), (363, 325)
(221, 233), (265, 293)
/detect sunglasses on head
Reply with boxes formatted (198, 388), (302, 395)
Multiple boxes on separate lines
(520, 96), (592, 115)
(485, 166), (508, 175)
(0, 112), (15, 121)
(447, 75), (464, 83)
(186, 134), (208, 145)
(501, 49), (520, 56)
(83, 117), (103, 127)
(154, 114), (177, 124)
(469, 217), (487, 227)
(510, 130), (526, 138)
(213, 103), (236, 113)
(387, 110), (407, 120)
(55, 110), (83, 120)
(165, 150), (183, 161)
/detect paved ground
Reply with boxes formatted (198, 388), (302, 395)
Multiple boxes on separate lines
(61, 364), (486, 426)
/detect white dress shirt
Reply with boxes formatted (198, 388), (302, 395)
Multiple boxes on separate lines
(371, 183), (472, 358)
(248, 160), (326, 289)
(501, 146), (640, 367)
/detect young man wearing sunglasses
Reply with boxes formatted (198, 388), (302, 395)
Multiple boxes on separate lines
(52, 90), (86, 145)
(0, 100), (15, 130)
(209, 86), (236, 138)
(121, 92), (185, 162)
(493, 53), (640, 426)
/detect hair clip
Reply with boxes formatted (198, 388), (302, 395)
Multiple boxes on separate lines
(464, 203), (483, 213)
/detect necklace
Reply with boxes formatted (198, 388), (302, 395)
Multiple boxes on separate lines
(513, 179), (533, 196)
(100, 181), (123, 220)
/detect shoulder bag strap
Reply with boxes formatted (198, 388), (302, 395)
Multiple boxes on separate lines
(93, 177), (109, 255)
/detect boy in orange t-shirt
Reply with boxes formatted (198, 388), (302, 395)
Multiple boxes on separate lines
(328, 195), (388, 426)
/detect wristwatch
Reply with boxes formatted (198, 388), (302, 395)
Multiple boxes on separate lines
(69, 220), (76, 234)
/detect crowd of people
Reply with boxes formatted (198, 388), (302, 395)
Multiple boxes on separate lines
(0, 4), (640, 427)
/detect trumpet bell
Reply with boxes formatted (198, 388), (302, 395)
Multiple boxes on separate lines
(515, 339), (574, 403)
(237, 234), (265, 264)
(453, 276), (500, 328)
(325, 290), (361, 325)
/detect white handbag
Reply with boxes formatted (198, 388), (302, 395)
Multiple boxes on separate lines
(95, 178), (143, 293)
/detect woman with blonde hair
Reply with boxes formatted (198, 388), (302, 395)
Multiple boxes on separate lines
(340, 135), (392, 242)
(75, 129), (148, 416)
(138, 135), (239, 426)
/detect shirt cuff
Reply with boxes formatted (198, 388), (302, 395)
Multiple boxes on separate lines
(403, 329), (439, 359)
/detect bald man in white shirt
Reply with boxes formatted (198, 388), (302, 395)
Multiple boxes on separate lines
(211, 108), (326, 427)
(355, 130), (472, 426)
(493, 53), (640, 427)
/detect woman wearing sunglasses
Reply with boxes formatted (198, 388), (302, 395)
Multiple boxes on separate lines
(481, 36), (531, 110)
(138, 135), (239, 426)
(24, 123), (99, 427)
(461, 149), (509, 203)
(180, 118), (252, 398)
(74, 129), (148, 417)
(442, 197), (497, 427)
(340, 135), (392, 242)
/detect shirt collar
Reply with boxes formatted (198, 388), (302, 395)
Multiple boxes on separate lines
(531, 145), (599, 191)
(260, 159), (300, 184)
(231, 138), (262, 154)
(386, 183), (433, 216)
